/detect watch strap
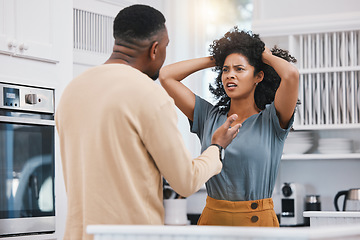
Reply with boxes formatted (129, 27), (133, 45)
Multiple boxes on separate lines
(210, 144), (224, 161)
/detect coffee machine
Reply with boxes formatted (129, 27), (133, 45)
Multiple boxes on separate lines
(280, 182), (305, 226)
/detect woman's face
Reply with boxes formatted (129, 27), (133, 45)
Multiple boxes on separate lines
(221, 53), (260, 100)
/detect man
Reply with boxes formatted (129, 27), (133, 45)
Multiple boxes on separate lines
(56, 4), (240, 240)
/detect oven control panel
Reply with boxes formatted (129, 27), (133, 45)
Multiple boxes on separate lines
(0, 82), (54, 114)
(3, 87), (20, 107)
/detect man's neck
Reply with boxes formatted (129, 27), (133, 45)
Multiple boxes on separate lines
(104, 53), (131, 65)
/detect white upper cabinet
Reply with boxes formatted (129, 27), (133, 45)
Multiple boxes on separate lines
(0, 0), (58, 63)
(293, 31), (360, 130)
(252, 0), (360, 130)
(0, 0), (14, 56)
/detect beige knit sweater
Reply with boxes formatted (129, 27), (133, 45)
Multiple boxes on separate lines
(55, 64), (222, 240)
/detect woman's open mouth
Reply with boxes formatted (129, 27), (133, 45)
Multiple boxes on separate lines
(226, 82), (237, 90)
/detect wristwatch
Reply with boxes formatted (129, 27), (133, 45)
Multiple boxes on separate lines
(210, 144), (225, 161)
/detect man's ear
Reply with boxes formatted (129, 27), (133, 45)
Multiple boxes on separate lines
(149, 41), (159, 60)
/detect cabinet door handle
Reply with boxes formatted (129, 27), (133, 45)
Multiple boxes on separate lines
(19, 43), (29, 51)
(7, 39), (18, 48)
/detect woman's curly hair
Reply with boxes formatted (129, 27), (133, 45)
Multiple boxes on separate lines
(209, 27), (297, 113)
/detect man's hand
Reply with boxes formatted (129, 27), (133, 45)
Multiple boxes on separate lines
(211, 114), (241, 149)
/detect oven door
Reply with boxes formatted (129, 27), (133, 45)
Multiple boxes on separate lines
(0, 115), (55, 236)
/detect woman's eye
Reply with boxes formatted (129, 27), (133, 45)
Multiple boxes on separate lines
(236, 67), (244, 71)
(222, 68), (229, 72)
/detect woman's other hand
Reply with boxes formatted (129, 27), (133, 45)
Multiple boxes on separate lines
(261, 46), (273, 65)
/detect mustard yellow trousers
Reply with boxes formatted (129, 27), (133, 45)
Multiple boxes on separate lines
(197, 196), (279, 227)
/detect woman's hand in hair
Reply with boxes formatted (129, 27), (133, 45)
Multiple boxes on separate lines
(261, 46), (273, 65)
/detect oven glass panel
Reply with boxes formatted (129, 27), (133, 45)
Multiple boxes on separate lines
(0, 123), (55, 219)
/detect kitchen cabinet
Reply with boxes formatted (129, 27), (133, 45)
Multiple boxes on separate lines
(294, 31), (359, 130)
(0, 0), (58, 63)
(255, 23), (360, 161)
(259, 29), (360, 131)
(281, 128), (360, 161)
(252, 1), (360, 133)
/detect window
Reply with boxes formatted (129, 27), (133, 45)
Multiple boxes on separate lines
(200, 0), (253, 103)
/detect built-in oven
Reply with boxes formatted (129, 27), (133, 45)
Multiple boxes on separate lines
(0, 82), (55, 237)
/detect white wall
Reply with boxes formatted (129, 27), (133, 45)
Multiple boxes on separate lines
(253, 0), (360, 20)
(253, 0), (360, 36)
(54, 1), (73, 239)
(163, 0), (207, 158)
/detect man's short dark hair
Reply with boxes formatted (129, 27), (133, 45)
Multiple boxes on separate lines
(113, 4), (166, 41)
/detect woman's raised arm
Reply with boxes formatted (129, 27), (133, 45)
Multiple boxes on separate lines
(159, 57), (215, 121)
(262, 47), (299, 129)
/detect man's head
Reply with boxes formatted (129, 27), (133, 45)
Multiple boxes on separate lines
(113, 4), (166, 42)
(111, 4), (169, 80)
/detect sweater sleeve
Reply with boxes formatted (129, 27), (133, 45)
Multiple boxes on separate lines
(142, 99), (222, 197)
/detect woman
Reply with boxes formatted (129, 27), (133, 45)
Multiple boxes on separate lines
(159, 27), (299, 227)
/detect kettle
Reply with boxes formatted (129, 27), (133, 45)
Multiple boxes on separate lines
(334, 188), (360, 211)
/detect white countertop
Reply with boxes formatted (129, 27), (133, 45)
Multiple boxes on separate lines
(87, 224), (360, 240)
(304, 211), (360, 217)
